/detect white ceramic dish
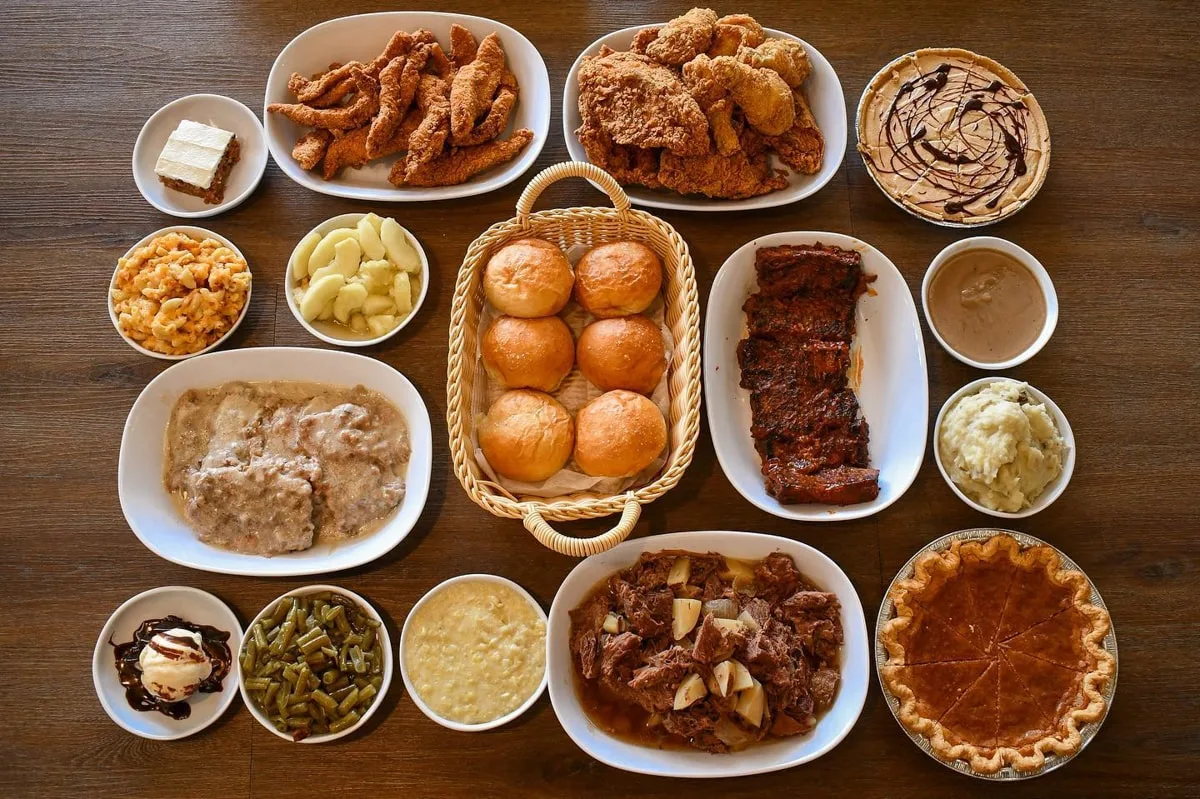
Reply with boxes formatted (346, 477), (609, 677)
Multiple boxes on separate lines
(240, 585), (392, 743)
(109, 226), (252, 361)
(284, 213), (429, 346)
(922, 237), (1059, 370)
(117, 347), (432, 576)
(132, 94), (268, 218)
(547, 530), (869, 778)
(264, 12), (550, 201)
(934, 377), (1075, 518)
(93, 586), (242, 740)
(399, 574), (548, 732)
(563, 25), (846, 212)
(704, 232), (928, 521)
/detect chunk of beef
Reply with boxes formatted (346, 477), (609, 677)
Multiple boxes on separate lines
(598, 631), (644, 701)
(626, 552), (674, 588)
(778, 590), (839, 620)
(628, 645), (693, 712)
(754, 552), (802, 599)
(687, 553), (726, 587)
(763, 460), (881, 505)
(740, 597), (772, 630)
(692, 613), (744, 664)
(744, 619), (791, 675)
(810, 667), (840, 711)
(701, 572), (728, 600)
(770, 709), (815, 737)
(662, 699), (726, 753)
(573, 630), (600, 680)
(568, 590), (613, 680)
(614, 580), (672, 637)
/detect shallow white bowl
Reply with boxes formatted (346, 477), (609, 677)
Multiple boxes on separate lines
(922, 236), (1059, 370)
(93, 586), (243, 740)
(264, 12), (549, 201)
(547, 530), (869, 777)
(934, 377), (1076, 518)
(240, 585), (392, 743)
(132, 94), (268, 218)
(399, 574), (548, 732)
(564, 25), (847, 212)
(284, 213), (429, 346)
(118, 346), (432, 576)
(704, 232), (928, 521)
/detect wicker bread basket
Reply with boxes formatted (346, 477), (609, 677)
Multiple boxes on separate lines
(447, 162), (702, 557)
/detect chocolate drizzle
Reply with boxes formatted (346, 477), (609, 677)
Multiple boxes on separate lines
(110, 615), (232, 720)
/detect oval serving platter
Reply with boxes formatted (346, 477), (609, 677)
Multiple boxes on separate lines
(704, 232), (928, 521)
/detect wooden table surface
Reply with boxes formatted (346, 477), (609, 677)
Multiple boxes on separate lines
(3, 1), (1198, 796)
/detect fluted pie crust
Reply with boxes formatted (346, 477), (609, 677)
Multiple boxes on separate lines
(880, 534), (1114, 774)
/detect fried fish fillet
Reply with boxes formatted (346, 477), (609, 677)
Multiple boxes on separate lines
(393, 128), (533, 186)
(449, 32), (506, 143)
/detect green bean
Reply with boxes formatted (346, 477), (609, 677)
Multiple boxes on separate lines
(270, 619), (296, 655)
(331, 684), (355, 702)
(369, 675), (382, 691)
(349, 645), (367, 674)
(286, 717), (311, 731)
(244, 677), (271, 692)
(311, 690), (339, 712)
(241, 641), (258, 675)
(329, 710), (360, 734)
(263, 681), (280, 707)
(328, 676), (350, 693)
(345, 632), (363, 646)
(365, 616), (381, 628)
(305, 651), (328, 668)
(286, 702), (310, 717)
(252, 623), (269, 650)
(354, 676), (370, 690)
(362, 627), (376, 652)
(267, 600), (289, 628)
(300, 632), (332, 655)
(336, 686), (360, 716)
(321, 668), (341, 686)
(357, 683), (377, 706)
(324, 604), (345, 624)
(257, 660), (284, 678)
(276, 683), (291, 719)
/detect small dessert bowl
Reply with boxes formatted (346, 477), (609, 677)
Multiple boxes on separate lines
(922, 236), (1058, 370)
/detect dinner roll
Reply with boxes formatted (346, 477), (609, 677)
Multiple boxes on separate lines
(482, 315), (575, 392)
(574, 241), (663, 318)
(577, 315), (666, 395)
(478, 390), (574, 483)
(483, 238), (574, 317)
(574, 390), (667, 478)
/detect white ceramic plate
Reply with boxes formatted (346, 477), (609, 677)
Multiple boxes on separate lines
(264, 12), (550, 201)
(284, 213), (430, 346)
(240, 585), (392, 742)
(399, 574), (548, 732)
(132, 94), (268, 218)
(563, 25), (846, 212)
(547, 530), (869, 778)
(118, 347), (432, 576)
(704, 232), (928, 521)
(93, 586), (242, 740)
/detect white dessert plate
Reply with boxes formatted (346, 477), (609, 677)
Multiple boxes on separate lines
(563, 25), (846, 212)
(132, 94), (268, 218)
(704, 232), (928, 521)
(400, 574), (548, 732)
(284, 213), (429, 346)
(93, 586), (243, 740)
(118, 347), (433, 576)
(109, 226), (252, 361)
(240, 585), (393, 743)
(264, 12), (550, 201)
(547, 530), (869, 778)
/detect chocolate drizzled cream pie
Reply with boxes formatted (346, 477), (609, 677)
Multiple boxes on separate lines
(857, 49), (1050, 226)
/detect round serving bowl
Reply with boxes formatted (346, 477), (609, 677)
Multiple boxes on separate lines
(284, 213), (429, 347)
(399, 574), (548, 732)
(93, 586), (243, 740)
(109, 226), (252, 360)
(922, 236), (1059, 370)
(239, 585), (392, 743)
(934, 377), (1075, 518)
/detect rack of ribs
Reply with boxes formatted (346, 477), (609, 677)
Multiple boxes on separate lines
(736, 244), (880, 505)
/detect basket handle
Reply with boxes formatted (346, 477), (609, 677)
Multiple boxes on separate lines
(516, 161), (632, 220)
(522, 494), (641, 557)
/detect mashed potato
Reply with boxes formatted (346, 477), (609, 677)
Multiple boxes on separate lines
(938, 380), (1065, 512)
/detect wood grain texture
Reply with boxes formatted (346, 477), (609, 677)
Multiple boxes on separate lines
(1, 0), (1198, 796)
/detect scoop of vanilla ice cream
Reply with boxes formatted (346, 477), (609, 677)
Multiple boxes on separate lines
(138, 628), (213, 702)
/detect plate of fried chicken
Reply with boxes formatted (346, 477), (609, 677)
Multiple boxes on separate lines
(564, 8), (846, 211)
(264, 12), (549, 201)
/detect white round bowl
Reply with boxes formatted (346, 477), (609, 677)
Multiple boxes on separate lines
(547, 530), (869, 778)
(239, 585), (393, 743)
(132, 94), (268, 218)
(921, 236), (1059, 370)
(399, 574), (548, 732)
(284, 213), (429, 347)
(934, 377), (1076, 518)
(109, 226), (252, 360)
(93, 586), (243, 740)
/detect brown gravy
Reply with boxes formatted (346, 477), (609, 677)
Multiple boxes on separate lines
(927, 248), (1046, 363)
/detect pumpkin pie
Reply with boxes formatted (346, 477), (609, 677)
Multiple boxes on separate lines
(881, 534), (1114, 774)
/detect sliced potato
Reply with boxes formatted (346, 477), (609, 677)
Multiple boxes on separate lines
(356, 215), (385, 260)
(391, 271), (413, 315)
(362, 294), (396, 317)
(308, 228), (357, 273)
(736, 609), (761, 634)
(667, 557), (691, 586)
(381, 218), (420, 272)
(300, 274), (345, 321)
(366, 314), (395, 338)
(735, 679), (765, 727)
(602, 613), (623, 635)
(332, 282), (369, 324)
(729, 660), (754, 693)
(358, 259), (395, 294)
(712, 618), (745, 634)
(332, 237), (362, 277)
(316, 297), (335, 322)
(672, 598), (702, 640)
(349, 313), (368, 333)
(673, 673), (707, 711)
(709, 661), (734, 697)
(290, 230), (322, 281)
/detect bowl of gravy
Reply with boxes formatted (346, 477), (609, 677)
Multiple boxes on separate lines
(922, 237), (1057, 369)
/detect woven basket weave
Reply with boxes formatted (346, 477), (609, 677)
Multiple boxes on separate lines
(446, 161), (702, 557)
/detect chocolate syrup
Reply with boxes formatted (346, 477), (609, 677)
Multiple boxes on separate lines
(110, 615), (232, 720)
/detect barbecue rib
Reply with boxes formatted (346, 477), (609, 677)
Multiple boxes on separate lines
(737, 244), (879, 505)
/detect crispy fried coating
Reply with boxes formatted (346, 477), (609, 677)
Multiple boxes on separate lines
(576, 121), (663, 189)
(765, 88), (823, 174)
(705, 98), (741, 156)
(288, 61), (360, 103)
(737, 39), (811, 88)
(292, 129), (332, 171)
(681, 55), (739, 155)
(449, 33), (506, 143)
(394, 128), (533, 186)
(630, 27), (660, 55)
(658, 128), (788, 199)
(645, 7), (717, 66)
(449, 23), (478, 66)
(368, 56), (417, 157)
(707, 14), (766, 57)
(321, 111), (423, 180)
(709, 55), (794, 136)
(405, 75), (451, 176)
(269, 67), (380, 130)
(455, 86), (517, 146)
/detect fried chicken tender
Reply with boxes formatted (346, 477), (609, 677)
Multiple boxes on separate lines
(737, 39), (811, 87)
(707, 14), (766, 57)
(456, 83), (517, 146)
(577, 51), (709, 156)
(394, 128), (533, 186)
(292, 130), (331, 171)
(658, 128), (787, 199)
(268, 66), (381, 130)
(288, 61), (361, 103)
(367, 56), (416, 157)
(449, 33), (506, 143)
(709, 55), (794, 136)
(405, 75), (451, 177)
(321, 111), (423, 180)
(449, 24), (478, 66)
(765, 88), (824, 174)
(645, 7), (717, 66)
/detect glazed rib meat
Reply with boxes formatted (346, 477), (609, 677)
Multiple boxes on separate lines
(737, 244), (879, 505)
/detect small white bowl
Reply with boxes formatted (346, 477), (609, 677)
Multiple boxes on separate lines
(934, 377), (1076, 518)
(93, 586), (243, 740)
(133, 94), (268, 218)
(109, 226), (252, 360)
(240, 585), (393, 743)
(400, 574), (548, 732)
(284, 213), (429, 347)
(921, 236), (1059, 370)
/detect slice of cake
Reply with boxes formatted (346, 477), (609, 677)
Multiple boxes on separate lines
(154, 120), (241, 205)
